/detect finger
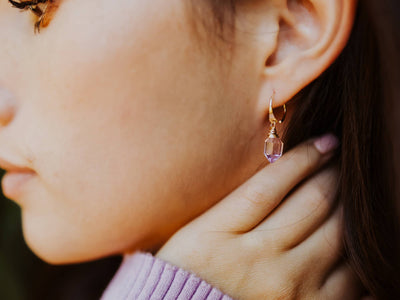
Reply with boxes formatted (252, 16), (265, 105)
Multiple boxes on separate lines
(319, 262), (363, 300)
(291, 205), (344, 275)
(198, 133), (339, 233)
(253, 166), (339, 249)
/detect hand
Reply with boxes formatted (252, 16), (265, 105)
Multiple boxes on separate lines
(156, 134), (362, 300)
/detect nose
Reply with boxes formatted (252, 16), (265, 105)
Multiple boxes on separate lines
(0, 88), (16, 126)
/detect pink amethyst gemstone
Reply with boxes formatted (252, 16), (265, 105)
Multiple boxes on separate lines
(264, 137), (283, 163)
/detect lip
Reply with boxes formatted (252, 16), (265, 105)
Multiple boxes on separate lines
(1, 172), (34, 199)
(1, 171), (35, 199)
(0, 156), (33, 173)
(0, 155), (35, 199)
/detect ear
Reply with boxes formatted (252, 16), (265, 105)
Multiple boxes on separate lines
(252, 0), (358, 111)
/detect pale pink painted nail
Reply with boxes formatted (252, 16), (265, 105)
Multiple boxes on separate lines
(313, 133), (339, 154)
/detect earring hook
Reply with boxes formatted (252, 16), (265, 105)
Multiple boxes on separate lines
(269, 91), (286, 124)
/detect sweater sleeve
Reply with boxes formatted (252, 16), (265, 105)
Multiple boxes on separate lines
(100, 250), (234, 300)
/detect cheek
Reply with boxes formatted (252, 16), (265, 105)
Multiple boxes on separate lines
(0, 0), (211, 265)
(17, 0), (260, 264)
(17, 0), (226, 263)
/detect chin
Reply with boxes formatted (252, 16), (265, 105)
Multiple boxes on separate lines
(21, 220), (111, 265)
(20, 213), (151, 265)
(23, 232), (91, 265)
(23, 233), (126, 265)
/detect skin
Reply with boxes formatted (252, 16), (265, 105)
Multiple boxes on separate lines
(0, 0), (356, 265)
(155, 137), (364, 299)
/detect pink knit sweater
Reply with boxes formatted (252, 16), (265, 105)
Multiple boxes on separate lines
(100, 251), (234, 300)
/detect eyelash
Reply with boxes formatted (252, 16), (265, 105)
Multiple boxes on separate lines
(8, 0), (58, 34)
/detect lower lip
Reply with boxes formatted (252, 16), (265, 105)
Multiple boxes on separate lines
(1, 171), (35, 199)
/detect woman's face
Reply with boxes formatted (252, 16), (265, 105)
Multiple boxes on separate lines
(0, 0), (272, 263)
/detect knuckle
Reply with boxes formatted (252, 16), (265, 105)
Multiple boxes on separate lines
(305, 169), (338, 209)
(238, 185), (271, 208)
(266, 231), (286, 247)
(288, 147), (318, 174)
(322, 224), (344, 254)
(317, 167), (340, 191)
(304, 145), (321, 169)
(241, 231), (285, 254)
(307, 188), (331, 212)
(241, 232), (265, 251)
(258, 230), (287, 251)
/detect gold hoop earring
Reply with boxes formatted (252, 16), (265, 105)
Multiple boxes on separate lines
(264, 92), (286, 163)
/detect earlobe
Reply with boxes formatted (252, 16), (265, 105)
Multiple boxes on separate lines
(258, 0), (358, 109)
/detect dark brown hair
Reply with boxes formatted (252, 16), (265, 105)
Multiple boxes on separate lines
(189, 0), (400, 299)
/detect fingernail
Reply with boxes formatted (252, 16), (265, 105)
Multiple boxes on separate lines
(313, 133), (339, 154)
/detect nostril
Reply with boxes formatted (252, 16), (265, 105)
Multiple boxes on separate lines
(0, 88), (16, 126)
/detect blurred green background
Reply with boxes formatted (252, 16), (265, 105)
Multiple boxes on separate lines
(0, 169), (122, 300)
